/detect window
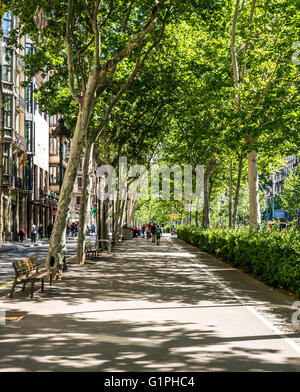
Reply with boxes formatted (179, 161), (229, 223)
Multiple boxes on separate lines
(16, 113), (20, 133)
(77, 177), (82, 191)
(49, 136), (58, 155)
(25, 121), (32, 151)
(25, 83), (33, 113)
(3, 144), (11, 175)
(49, 166), (59, 186)
(25, 42), (32, 55)
(2, 50), (12, 82)
(76, 196), (81, 206)
(3, 11), (12, 36)
(4, 95), (12, 128)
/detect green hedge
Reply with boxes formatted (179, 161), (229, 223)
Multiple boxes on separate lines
(176, 225), (300, 298)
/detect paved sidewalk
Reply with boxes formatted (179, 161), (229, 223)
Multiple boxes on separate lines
(0, 235), (300, 372)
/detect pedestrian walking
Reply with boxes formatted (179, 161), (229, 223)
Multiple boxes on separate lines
(31, 223), (37, 243)
(91, 224), (96, 235)
(74, 222), (78, 237)
(38, 224), (43, 240)
(151, 224), (156, 243)
(145, 225), (151, 239)
(141, 224), (146, 238)
(19, 228), (26, 242)
(66, 224), (71, 238)
(156, 225), (162, 245)
(47, 223), (53, 238)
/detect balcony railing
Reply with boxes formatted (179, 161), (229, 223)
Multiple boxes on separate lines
(14, 176), (31, 191)
(16, 95), (25, 112)
(3, 173), (13, 186)
(13, 132), (27, 151)
(4, 128), (13, 140)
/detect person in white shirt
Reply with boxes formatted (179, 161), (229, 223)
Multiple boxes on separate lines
(31, 223), (37, 243)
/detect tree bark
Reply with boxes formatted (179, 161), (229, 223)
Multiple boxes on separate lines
(233, 150), (244, 227)
(47, 87), (97, 275)
(229, 159), (233, 227)
(202, 159), (217, 229)
(202, 173), (210, 228)
(248, 148), (261, 229)
(101, 198), (109, 249)
(0, 62), (4, 248)
(76, 136), (94, 264)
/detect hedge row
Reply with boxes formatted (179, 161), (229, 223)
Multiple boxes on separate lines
(176, 225), (300, 298)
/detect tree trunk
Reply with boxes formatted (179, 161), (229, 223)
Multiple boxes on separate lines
(248, 149), (261, 229)
(233, 151), (244, 227)
(229, 159), (233, 227)
(127, 198), (137, 225)
(113, 196), (124, 242)
(202, 172), (210, 228)
(47, 91), (96, 275)
(101, 198), (109, 249)
(0, 62), (4, 248)
(76, 137), (94, 264)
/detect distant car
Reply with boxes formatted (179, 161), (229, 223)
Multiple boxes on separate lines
(268, 221), (287, 231)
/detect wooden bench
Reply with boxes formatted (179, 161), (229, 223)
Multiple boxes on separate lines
(10, 256), (53, 299)
(85, 241), (98, 259)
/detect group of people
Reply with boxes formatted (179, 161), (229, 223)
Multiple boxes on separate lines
(18, 223), (53, 243)
(86, 224), (96, 235)
(139, 223), (162, 245)
(66, 222), (78, 238)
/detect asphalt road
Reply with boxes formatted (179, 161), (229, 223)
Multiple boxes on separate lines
(0, 234), (300, 371)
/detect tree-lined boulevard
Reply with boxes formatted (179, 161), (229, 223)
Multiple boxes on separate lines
(0, 0), (299, 375)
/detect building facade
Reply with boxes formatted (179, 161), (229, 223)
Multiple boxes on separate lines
(1, 12), (31, 241)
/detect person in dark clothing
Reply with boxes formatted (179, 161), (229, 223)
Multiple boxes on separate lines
(38, 224), (43, 240)
(155, 225), (162, 245)
(151, 224), (156, 243)
(19, 228), (26, 242)
(47, 223), (53, 238)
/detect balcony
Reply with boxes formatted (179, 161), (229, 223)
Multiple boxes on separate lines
(3, 173), (13, 186)
(4, 128), (13, 141)
(14, 176), (31, 191)
(16, 95), (25, 112)
(13, 132), (27, 152)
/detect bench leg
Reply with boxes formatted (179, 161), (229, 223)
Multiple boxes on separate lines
(41, 278), (44, 293)
(50, 273), (53, 286)
(31, 280), (35, 299)
(10, 280), (17, 298)
(22, 280), (27, 292)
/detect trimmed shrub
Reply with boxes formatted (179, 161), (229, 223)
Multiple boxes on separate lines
(176, 225), (300, 298)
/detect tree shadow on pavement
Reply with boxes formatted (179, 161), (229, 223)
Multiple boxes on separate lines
(1, 237), (300, 371)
